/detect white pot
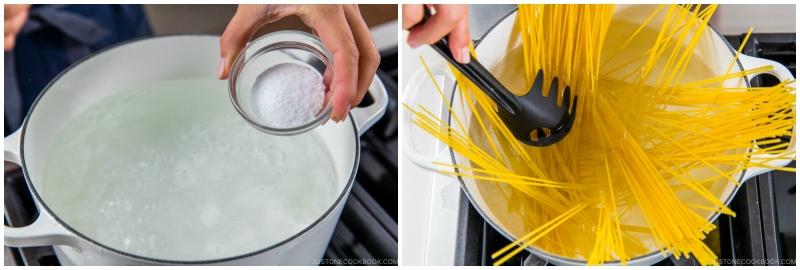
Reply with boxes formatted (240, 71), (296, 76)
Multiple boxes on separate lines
(403, 5), (795, 266)
(4, 35), (388, 265)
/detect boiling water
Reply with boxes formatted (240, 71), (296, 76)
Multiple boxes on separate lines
(600, 19), (719, 85)
(41, 79), (340, 261)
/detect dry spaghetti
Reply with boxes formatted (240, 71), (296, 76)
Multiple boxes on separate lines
(405, 4), (795, 266)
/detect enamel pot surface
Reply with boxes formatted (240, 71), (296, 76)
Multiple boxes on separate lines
(403, 5), (795, 265)
(4, 35), (388, 265)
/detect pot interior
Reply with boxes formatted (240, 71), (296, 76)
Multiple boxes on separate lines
(452, 5), (749, 263)
(20, 36), (356, 262)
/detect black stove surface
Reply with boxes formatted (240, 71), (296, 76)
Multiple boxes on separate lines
(455, 32), (797, 266)
(320, 47), (399, 266)
(4, 167), (61, 266)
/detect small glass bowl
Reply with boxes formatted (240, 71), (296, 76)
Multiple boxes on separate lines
(228, 30), (333, 136)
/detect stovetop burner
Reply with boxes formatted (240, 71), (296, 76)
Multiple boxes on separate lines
(320, 47), (399, 266)
(3, 44), (399, 267)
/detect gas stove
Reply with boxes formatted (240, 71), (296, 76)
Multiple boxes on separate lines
(320, 21), (399, 265)
(402, 5), (796, 266)
(3, 21), (399, 266)
(456, 32), (796, 267)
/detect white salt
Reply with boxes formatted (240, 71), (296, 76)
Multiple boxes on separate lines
(251, 63), (326, 128)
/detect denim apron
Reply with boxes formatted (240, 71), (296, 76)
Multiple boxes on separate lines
(5, 4), (152, 135)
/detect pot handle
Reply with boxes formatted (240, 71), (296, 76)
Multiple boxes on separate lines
(402, 64), (456, 172)
(352, 74), (389, 136)
(4, 130), (78, 247)
(737, 54), (796, 181)
(738, 54), (795, 85)
(4, 128), (22, 164)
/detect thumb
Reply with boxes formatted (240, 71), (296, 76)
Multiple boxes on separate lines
(218, 5), (278, 80)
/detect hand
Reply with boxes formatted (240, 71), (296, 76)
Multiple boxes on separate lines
(403, 4), (470, 64)
(4, 4), (31, 51)
(219, 5), (380, 123)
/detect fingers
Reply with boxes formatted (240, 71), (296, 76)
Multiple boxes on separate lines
(320, 66), (334, 114)
(298, 5), (359, 122)
(401, 4), (423, 30)
(3, 11), (26, 34)
(219, 6), (263, 79)
(218, 5), (294, 80)
(4, 4), (31, 51)
(221, 4), (377, 124)
(406, 5), (466, 45)
(342, 5), (380, 119)
(4, 4), (31, 30)
(4, 35), (15, 51)
(446, 8), (470, 64)
(405, 5), (470, 63)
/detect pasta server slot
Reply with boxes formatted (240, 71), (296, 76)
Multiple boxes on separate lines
(411, 6), (577, 147)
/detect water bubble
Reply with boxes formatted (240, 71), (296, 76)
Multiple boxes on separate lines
(40, 79), (340, 260)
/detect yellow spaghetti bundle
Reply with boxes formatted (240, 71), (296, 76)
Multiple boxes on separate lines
(405, 4), (795, 266)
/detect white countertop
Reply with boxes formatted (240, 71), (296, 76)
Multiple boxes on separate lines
(400, 5), (518, 266)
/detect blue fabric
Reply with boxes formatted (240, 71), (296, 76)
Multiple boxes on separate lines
(5, 4), (152, 136)
(5, 52), (23, 134)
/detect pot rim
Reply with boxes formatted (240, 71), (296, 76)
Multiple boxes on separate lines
(18, 34), (361, 264)
(448, 6), (749, 264)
